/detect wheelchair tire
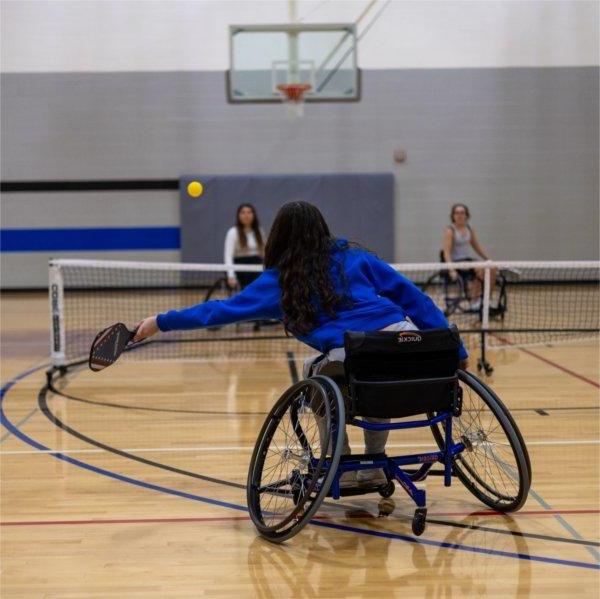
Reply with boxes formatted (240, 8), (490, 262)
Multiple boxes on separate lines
(429, 370), (531, 512)
(247, 376), (345, 542)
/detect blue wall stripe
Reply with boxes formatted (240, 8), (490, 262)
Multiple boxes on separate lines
(0, 227), (180, 252)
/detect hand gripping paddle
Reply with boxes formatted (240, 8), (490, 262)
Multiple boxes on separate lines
(89, 323), (138, 372)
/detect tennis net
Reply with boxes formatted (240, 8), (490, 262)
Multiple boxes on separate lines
(49, 258), (599, 368)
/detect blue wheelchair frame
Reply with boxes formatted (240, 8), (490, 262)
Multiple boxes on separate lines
(297, 404), (467, 525)
(325, 413), (465, 507)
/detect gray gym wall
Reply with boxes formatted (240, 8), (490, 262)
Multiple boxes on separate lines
(1, 66), (599, 287)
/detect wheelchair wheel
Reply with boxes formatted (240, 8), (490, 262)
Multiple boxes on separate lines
(420, 273), (463, 317)
(247, 376), (345, 542)
(429, 370), (531, 512)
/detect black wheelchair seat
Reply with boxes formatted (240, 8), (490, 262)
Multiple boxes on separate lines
(344, 326), (461, 419)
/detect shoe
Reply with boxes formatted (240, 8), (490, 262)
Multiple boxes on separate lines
(357, 468), (387, 487)
(339, 471), (358, 488)
(469, 298), (482, 310)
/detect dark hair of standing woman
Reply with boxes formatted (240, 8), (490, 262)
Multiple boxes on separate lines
(450, 203), (471, 223)
(236, 203), (264, 251)
(264, 201), (350, 335)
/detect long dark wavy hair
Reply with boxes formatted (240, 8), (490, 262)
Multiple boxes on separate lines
(236, 203), (264, 253)
(264, 201), (349, 335)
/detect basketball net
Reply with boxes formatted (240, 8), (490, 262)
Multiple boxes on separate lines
(277, 83), (311, 118)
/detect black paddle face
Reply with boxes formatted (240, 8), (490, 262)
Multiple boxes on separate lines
(89, 323), (136, 372)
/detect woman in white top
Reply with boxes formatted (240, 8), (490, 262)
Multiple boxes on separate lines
(442, 203), (495, 307)
(224, 203), (265, 289)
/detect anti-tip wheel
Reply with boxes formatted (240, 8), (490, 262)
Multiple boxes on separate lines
(412, 508), (427, 536)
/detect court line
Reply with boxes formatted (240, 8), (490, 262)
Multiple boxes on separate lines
(429, 509), (600, 517)
(0, 407), (38, 444)
(2, 438), (599, 456)
(3, 366), (599, 571)
(3, 513), (598, 548)
(2, 513), (599, 548)
(495, 337), (599, 388)
(39, 385), (246, 491)
(0, 361), (49, 443)
(519, 347), (599, 388)
(312, 520), (600, 571)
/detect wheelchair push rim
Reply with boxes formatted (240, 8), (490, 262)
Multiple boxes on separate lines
(429, 370), (531, 512)
(247, 377), (345, 542)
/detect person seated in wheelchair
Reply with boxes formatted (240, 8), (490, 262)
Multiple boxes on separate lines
(442, 203), (497, 311)
(134, 201), (468, 488)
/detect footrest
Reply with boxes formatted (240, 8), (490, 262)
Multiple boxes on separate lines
(326, 482), (386, 497)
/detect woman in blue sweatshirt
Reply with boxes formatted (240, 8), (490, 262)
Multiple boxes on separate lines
(135, 201), (468, 487)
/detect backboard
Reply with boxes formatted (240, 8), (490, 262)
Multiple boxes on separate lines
(227, 23), (360, 103)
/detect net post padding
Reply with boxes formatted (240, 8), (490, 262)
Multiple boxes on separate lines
(49, 261), (67, 367)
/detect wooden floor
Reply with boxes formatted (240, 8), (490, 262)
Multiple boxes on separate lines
(1, 292), (599, 597)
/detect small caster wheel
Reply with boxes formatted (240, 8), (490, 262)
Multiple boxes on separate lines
(378, 480), (395, 498)
(477, 359), (494, 376)
(412, 508), (427, 536)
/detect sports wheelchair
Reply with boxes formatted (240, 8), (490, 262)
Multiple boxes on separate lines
(247, 326), (531, 542)
(420, 252), (510, 321)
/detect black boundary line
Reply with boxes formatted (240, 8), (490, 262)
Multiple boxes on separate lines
(39, 377), (245, 491)
(1, 180), (179, 192)
(50, 384), (268, 417)
(38, 363), (600, 548)
(423, 517), (600, 548)
(55, 359), (599, 417)
(286, 351), (300, 384)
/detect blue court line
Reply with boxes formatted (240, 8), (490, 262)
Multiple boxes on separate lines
(312, 521), (600, 571)
(0, 227), (180, 252)
(1, 368), (599, 571)
(0, 363), (49, 444)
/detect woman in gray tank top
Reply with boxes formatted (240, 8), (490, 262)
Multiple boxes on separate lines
(442, 204), (496, 307)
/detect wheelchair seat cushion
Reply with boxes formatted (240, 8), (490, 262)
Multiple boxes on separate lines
(344, 326), (461, 418)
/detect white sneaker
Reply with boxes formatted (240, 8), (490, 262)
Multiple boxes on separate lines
(469, 298), (482, 310)
(339, 471), (358, 488)
(357, 468), (387, 486)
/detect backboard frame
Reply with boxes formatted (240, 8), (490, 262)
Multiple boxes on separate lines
(226, 23), (361, 104)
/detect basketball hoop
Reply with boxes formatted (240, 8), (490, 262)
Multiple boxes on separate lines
(277, 83), (311, 117)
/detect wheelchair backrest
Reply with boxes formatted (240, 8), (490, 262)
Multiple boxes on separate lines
(343, 326), (461, 418)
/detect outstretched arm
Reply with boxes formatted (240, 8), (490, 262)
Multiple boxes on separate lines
(365, 254), (469, 361)
(134, 270), (282, 341)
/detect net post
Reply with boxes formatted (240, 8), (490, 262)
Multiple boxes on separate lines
(482, 263), (491, 330)
(49, 260), (66, 367)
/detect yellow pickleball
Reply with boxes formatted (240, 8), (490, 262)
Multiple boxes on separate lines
(187, 180), (204, 198)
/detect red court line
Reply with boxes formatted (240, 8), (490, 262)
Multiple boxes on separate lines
(517, 346), (599, 388)
(492, 335), (599, 388)
(2, 508), (599, 527)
